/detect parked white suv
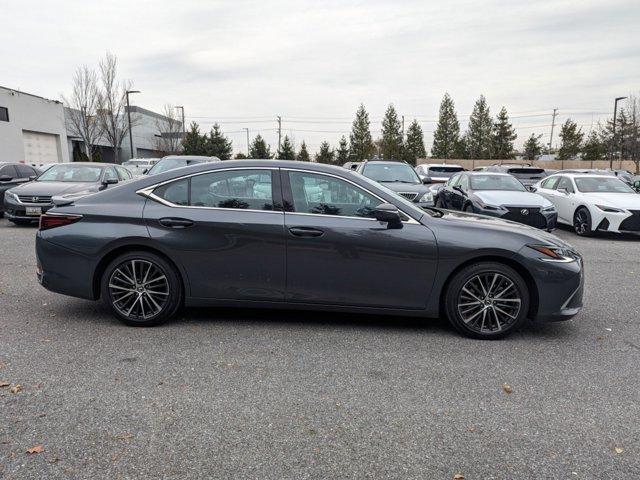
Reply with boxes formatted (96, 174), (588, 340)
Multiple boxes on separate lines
(122, 158), (160, 177)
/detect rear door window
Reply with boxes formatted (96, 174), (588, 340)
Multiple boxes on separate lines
(0, 165), (19, 179)
(556, 176), (574, 193)
(16, 164), (36, 178)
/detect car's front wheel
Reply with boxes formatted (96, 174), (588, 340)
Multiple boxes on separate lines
(444, 262), (530, 339)
(101, 251), (183, 327)
(573, 207), (593, 236)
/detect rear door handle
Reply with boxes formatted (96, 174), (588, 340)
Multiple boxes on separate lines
(159, 217), (194, 228)
(288, 227), (324, 237)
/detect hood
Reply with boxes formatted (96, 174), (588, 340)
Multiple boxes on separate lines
(435, 209), (574, 249)
(10, 181), (99, 196)
(474, 190), (552, 208)
(583, 192), (640, 210)
(378, 182), (430, 194)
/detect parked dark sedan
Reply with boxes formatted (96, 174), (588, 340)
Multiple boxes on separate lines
(36, 160), (583, 339)
(436, 172), (558, 231)
(4, 162), (131, 224)
(356, 160), (436, 207)
(0, 162), (39, 217)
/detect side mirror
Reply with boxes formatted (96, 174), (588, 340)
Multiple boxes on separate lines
(103, 178), (118, 185)
(0, 175), (13, 182)
(374, 203), (403, 229)
(29, 175), (37, 181)
(421, 176), (432, 184)
(453, 185), (466, 195)
(142, 168), (149, 174)
(527, 185), (537, 192)
(558, 187), (569, 195)
(634, 180), (640, 191)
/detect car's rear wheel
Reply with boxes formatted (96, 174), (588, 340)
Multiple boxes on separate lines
(573, 207), (593, 236)
(435, 197), (444, 208)
(101, 251), (182, 327)
(464, 203), (474, 213)
(444, 262), (529, 339)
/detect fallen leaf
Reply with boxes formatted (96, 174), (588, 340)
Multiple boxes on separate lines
(453, 474), (465, 480)
(26, 445), (44, 454)
(502, 383), (513, 394)
(468, 426), (476, 433)
(0, 381), (10, 388)
(614, 447), (624, 454)
(596, 336), (604, 341)
(114, 433), (133, 440)
(10, 384), (22, 394)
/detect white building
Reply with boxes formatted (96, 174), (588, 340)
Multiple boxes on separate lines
(1, 85), (180, 165)
(0, 86), (71, 164)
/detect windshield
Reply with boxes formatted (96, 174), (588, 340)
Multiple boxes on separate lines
(37, 164), (103, 182)
(506, 168), (545, 176)
(148, 158), (200, 175)
(428, 166), (464, 177)
(352, 172), (427, 218)
(574, 177), (635, 193)
(470, 175), (526, 191)
(361, 163), (420, 184)
(123, 160), (151, 166)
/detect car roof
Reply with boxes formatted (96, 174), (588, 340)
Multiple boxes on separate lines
(465, 171), (512, 176)
(161, 155), (219, 161)
(421, 163), (463, 168)
(362, 160), (411, 166)
(548, 172), (617, 179)
(47, 162), (112, 167)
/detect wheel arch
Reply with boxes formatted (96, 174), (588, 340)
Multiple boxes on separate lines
(92, 244), (188, 300)
(438, 255), (539, 319)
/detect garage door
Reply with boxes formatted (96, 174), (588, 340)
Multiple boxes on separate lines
(22, 131), (60, 164)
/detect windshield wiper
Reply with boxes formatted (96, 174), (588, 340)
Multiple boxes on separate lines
(379, 179), (415, 184)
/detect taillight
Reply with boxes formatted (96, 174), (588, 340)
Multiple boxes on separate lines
(39, 214), (83, 231)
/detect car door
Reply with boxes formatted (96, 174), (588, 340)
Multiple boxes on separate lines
(143, 167), (286, 301)
(440, 173), (461, 208)
(281, 169), (438, 309)
(554, 176), (576, 223)
(449, 174), (469, 210)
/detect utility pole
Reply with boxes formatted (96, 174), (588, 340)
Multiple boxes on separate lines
(548, 108), (558, 153)
(244, 128), (250, 157)
(277, 116), (282, 155)
(611, 96), (628, 169)
(126, 90), (140, 159)
(401, 115), (405, 136)
(175, 106), (185, 137)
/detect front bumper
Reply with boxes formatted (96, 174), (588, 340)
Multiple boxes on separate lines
(473, 205), (557, 230)
(4, 196), (53, 220)
(593, 209), (640, 234)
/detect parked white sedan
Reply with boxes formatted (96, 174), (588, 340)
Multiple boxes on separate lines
(534, 173), (640, 236)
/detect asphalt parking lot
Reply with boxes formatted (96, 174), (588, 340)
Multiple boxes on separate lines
(0, 218), (638, 479)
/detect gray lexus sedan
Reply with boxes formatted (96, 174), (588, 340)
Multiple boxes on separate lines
(35, 160), (584, 339)
(4, 162), (132, 225)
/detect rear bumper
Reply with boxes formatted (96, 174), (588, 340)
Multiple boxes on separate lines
(36, 234), (97, 300)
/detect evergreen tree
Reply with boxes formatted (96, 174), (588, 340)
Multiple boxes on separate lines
(205, 123), (233, 159)
(278, 135), (295, 160)
(467, 95), (493, 159)
(557, 119), (584, 160)
(182, 121), (207, 155)
(234, 152), (248, 159)
(431, 93), (460, 159)
(315, 141), (334, 164)
(336, 136), (349, 164)
(296, 141), (310, 162)
(455, 132), (470, 159)
(249, 134), (272, 159)
(523, 133), (543, 160)
(403, 119), (426, 165)
(380, 104), (403, 160)
(492, 107), (517, 159)
(582, 130), (605, 161)
(349, 104), (375, 161)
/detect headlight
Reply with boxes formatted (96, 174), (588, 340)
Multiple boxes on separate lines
(420, 192), (433, 202)
(542, 205), (556, 212)
(477, 201), (501, 211)
(6, 191), (19, 202)
(595, 205), (625, 213)
(527, 245), (577, 262)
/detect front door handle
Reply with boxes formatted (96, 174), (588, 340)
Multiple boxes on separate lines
(159, 217), (194, 228)
(288, 227), (324, 237)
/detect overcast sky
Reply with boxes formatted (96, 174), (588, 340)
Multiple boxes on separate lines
(2, 0), (639, 154)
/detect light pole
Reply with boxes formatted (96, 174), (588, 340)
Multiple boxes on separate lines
(126, 90), (140, 159)
(611, 96), (627, 169)
(244, 128), (250, 156)
(175, 106), (185, 138)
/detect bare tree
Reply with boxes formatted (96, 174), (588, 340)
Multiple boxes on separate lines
(62, 66), (101, 159)
(97, 52), (136, 162)
(154, 104), (184, 154)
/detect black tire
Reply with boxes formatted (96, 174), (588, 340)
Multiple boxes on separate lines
(101, 251), (183, 327)
(573, 207), (593, 236)
(444, 262), (530, 339)
(464, 203), (474, 213)
(435, 196), (444, 208)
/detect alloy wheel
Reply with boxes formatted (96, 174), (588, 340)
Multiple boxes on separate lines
(457, 273), (522, 333)
(108, 260), (170, 320)
(574, 210), (589, 235)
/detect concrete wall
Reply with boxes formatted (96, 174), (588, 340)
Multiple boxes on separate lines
(417, 158), (639, 173)
(0, 87), (70, 164)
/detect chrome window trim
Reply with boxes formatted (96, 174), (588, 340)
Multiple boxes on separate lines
(137, 165), (421, 224)
(283, 168), (421, 224)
